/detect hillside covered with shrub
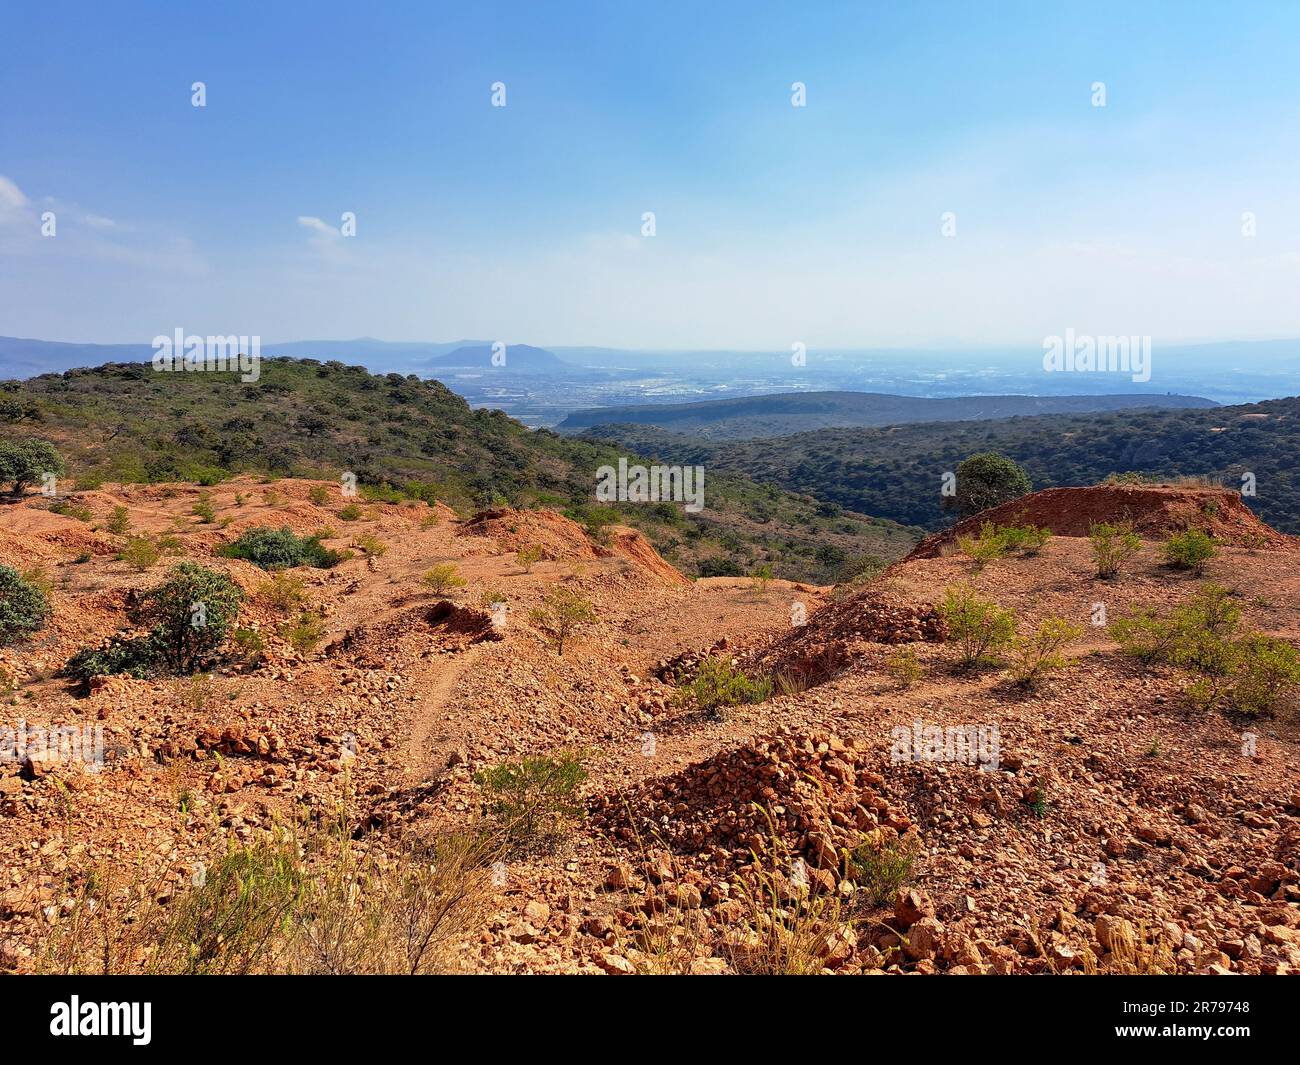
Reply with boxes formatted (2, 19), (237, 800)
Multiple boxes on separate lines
(580, 396), (1300, 533)
(0, 359), (919, 582)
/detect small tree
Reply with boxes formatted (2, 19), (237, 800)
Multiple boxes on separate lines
(106, 505), (131, 536)
(474, 751), (587, 855)
(421, 563), (466, 595)
(131, 562), (243, 673)
(940, 582), (1017, 669)
(528, 588), (594, 656)
(1090, 522), (1141, 579)
(951, 452), (1031, 518)
(515, 546), (544, 573)
(0, 564), (51, 644)
(1008, 617), (1083, 687)
(1163, 528), (1217, 573)
(0, 439), (65, 495)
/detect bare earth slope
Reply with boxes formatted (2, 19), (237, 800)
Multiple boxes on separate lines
(1, 479), (1298, 974)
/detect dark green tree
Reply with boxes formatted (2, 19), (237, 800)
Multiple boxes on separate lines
(131, 562), (244, 673)
(952, 452), (1031, 517)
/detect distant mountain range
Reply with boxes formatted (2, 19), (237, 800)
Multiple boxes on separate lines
(425, 344), (569, 374)
(555, 390), (1218, 439)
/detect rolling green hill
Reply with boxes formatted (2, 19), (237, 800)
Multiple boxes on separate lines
(556, 390), (1217, 439)
(579, 396), (1300, 534)
(0, 359), (921, 582)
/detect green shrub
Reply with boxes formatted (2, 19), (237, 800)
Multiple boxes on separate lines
(474, 752), (587, 855)
(681, 655), (773, 718)
(338, 503), (362, 522)
(1163, 528), (1217, 572)
(958, 522), (1050, 567)
(0, 564), (52, 644)
(280, 612), (325, 654)
(258, 573), (307, 613)
(352, 533), (387, 557)
(528, 588), (594, 656)
(940, 583), (1017, 669)
(106, 505), (131, 536)
(62, 633), (160, 686)
(421, 563), (466, 595)
(885, 646), (924, 688)
(515, 545), (543, 573)
(1008, 617), (1083, 687)
(0, 439), (65, 494)
(308, 485), (330, 505)
(1090, 521), (1141, 579)
(192, 494), (216, 523)
(131, 562), (244, 674)
(1229, 635), (1300, 716)
(117, 537), (161, 571)
(848, 834), (919, 909)
(220, 526), (348, 569)
(1000, 523), (1052, 555)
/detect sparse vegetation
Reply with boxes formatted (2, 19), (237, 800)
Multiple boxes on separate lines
(1162, 528), (1217, 573)
(515, 545), (543, 573)
(258, 572), (307, 613)
(474, 751), (587, 856)
(528, 588), (594, 656)
(1090, 521), (1142, 579)
(679, 655), (773, 718)
(885, 646), (924, 688)
(105, 505), (131, 535)
(848, 832), (920, 909)
(280, 612), (326, 654)
(940, 583), (1017, 669)
(420, 563), (466, 595)
(1008, 617), (1083, 688)
(118, 536), (161, 571)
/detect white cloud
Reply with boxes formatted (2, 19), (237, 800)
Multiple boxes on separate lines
(0, 175), (30, 216)
(297, 215), (340, 238)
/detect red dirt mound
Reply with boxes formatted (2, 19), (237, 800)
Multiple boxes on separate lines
(590, 729), (914, 874)
(746, 587), (946, 688)
(605, 525), (690, 586)
(908, 484), (1291, 559)
(457, 507), (604, 561)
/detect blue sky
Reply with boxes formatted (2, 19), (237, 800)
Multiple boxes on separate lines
(2, 0), (1300, 349)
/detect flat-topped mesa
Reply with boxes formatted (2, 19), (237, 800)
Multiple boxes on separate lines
(909, 483), (1292, 560)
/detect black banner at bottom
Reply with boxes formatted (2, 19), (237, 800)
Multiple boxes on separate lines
(3, 975), (1283, 1050)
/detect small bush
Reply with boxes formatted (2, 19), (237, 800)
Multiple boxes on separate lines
(105, 505), (131, 536)
(885, 646), (924, 688)
(474, 751), (587, 856)
(221, 527), (348, 569)
(338, 503), (362, 522)
(118, 537), (161, 571)
(280, 612), (325, 654)
(258, 573), (307, 613)
(308, 485), (330, 505)
(1008, 617), (1083, 688)
(192, 494), (216, 523)
(528, 588), (594, 656)
(516, 546), (543, 573)
(62, 634), (160, 685)
(351, 533), (387, 557)
(957, 522), (1010, 567)
(1090, 521), (1141, 579)
(1229, 635), (1300, 716)
(0, 563), (52, 645)
(132, 562), (244, 674)
(848, 833), (920, 909)
(681, 655), (772, 718)
(940, 583), (1017, 669)
(1163, 528), (1217, 572)
(421, 563), (466, 595)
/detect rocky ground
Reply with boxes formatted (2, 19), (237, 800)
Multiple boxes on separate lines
(1, 477), (1297, 975)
